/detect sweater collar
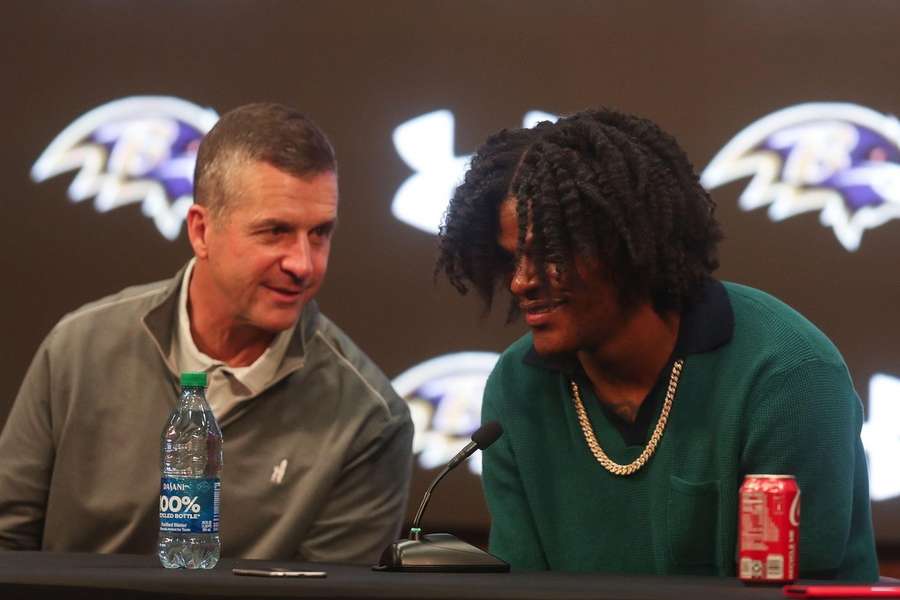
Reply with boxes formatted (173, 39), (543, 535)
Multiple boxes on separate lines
(140, 261), (313, 384)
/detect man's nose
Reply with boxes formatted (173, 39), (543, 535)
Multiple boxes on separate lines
(509, 255), (538, 296)
(282, 235), (313, 280)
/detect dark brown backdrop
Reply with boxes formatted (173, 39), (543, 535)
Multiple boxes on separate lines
(2, 0), (899, 547)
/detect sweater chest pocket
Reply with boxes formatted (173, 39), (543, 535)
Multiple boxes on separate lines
(667, 476), (720, 568)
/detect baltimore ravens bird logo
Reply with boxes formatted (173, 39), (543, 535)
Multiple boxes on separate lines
(391, 352), (499, 476)
(31, 96), (219, 240)
(700, 103), (900, 251)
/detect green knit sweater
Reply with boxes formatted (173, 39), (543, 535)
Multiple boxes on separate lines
(481, 281), (878, 581)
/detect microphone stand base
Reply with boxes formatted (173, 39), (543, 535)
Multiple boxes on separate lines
(374, 533), (510, 573)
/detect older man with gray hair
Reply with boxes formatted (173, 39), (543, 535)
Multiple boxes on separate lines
(0, 103), (413, 563)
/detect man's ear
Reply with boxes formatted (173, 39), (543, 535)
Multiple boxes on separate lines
(187, 204), (211, 259)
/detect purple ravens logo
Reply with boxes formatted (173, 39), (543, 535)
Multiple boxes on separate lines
(392, 352), (499, 476)
(700, 103), (900, 251)
(31, 96), (219, 240)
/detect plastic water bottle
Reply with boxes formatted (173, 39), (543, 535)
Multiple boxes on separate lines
(158, 371), (223, 569)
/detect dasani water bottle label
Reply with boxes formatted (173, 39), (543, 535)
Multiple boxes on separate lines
(159, 477), (220, 534)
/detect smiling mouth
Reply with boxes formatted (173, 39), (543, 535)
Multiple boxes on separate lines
(520, 299), (566, 315)
(266, 285), (303, 298)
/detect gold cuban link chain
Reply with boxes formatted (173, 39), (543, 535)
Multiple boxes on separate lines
(569, 359), (684, 476)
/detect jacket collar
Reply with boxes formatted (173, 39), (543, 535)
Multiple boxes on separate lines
(140, 262), (313, 384)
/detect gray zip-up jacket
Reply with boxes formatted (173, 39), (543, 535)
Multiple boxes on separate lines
(0, 265), (413, 563)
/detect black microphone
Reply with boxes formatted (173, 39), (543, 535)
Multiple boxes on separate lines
(446, 420), (503, 470)
(409, 421), (503, 538)
(374, 421), (509, 572)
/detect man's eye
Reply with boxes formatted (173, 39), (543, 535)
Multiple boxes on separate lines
(311, 225), (333, 239)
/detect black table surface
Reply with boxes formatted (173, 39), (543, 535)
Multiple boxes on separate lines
(0, 551), (829, 600)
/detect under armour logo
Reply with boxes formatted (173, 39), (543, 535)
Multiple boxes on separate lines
(271, 458), (288, 485)
(861, 373), (900, 501)
(391, 109), (560, 235)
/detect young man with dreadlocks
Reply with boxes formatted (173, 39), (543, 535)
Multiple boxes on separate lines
(436, 109), (878, 580)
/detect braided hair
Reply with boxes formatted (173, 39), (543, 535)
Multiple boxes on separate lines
(435, 107), (722, 315)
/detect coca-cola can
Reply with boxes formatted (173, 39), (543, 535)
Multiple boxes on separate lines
(738, 474), (800, 583)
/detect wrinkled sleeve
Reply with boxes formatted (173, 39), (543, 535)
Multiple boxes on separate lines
(481, 366), (548, 571)
(298, 402), (413, 564)
(740, 358), (878, 582)
(0, 339), (55, 551)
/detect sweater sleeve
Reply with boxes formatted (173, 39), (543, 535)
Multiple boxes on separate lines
(481, 366), (549, 571)
(740, 358), (878, 582)
(0, 339), (55, 551)
(297, 401), (413, 565)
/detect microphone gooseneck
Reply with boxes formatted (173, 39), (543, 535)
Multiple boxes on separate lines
(408, 421), (503, 539)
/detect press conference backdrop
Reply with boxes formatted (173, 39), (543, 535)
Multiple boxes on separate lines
(2, 1), (899, 546)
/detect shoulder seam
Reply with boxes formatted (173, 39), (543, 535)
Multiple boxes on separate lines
(313, 330), (391, 414)
(766, 355), (846, 383)
(727, 285), (839, 362)
(56, 286), (166, 329)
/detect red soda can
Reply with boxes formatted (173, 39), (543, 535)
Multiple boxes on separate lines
(738, 474), (800, 583)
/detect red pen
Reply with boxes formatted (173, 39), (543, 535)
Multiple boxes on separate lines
(784, 586), (900, 598)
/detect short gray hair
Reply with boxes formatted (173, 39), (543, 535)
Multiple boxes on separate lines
(193, 102), (336, 218)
